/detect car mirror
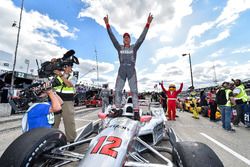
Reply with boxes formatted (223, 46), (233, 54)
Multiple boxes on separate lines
(98, 112), (107, 120)
(140, 115), (152, 122)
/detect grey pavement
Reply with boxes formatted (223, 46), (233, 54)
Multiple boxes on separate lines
(0, 106), (91, 124)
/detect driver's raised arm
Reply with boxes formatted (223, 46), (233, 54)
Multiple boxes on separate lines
(134, 13), (153, 51)
(104, 15), (120, 51)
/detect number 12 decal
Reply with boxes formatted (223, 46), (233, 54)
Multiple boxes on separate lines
(91, 136), (122, 158)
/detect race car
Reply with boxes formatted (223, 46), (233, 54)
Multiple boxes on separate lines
(84, 89), (102, 108)
(0, 98), (224, 167)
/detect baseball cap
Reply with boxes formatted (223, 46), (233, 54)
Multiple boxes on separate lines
(123, 33), (130, 38)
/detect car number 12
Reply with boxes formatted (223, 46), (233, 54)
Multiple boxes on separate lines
(91, 136), (122, 158)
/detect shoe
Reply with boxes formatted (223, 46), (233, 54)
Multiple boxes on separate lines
(227, 129), (236, 132)
(134, 111), (140, 121)
(167, 118), (172, 121)
(110, 108), (122, 117)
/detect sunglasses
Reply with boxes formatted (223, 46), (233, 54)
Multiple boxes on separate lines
(169, 86), (176, 88)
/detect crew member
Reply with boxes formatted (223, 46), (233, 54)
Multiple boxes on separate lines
(218, 82), (236, 132)
(104, 13), (153, 120)
(53, 62), (77, 144)
(100, 84), (110, 113)
(160, 81), (183, 120)
(232, 79), (249, 126)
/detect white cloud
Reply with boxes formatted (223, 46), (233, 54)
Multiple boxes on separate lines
(79, 0), (192, 40)
(200, 29), (230, 47)
(186, 22), (214, 44)
(216, 0), (250, 27)
(210, 48), (225, 58)
(0, 0), (77, 73)
(232, 47), (250, 54)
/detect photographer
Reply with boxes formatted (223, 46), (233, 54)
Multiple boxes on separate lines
(52, 63), (77, 144)
(22, 83), (63, 132)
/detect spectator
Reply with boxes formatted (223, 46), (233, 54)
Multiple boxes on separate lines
(109, 89), (114, 105)
(207, 88), (217, 121)
(217, 82), (236, 132)
(160, 91), (167, 114)
(200, 90), (209, 117)
(121, 89), (127, 106)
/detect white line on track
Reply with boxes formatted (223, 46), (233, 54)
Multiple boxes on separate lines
(200, 132), (250, 166)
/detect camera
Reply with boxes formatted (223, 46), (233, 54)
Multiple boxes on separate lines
(9, 81), (49, 112)
(38, 50), (79, 78)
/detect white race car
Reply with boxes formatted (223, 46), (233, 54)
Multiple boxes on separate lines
(0, 97), (223, 167)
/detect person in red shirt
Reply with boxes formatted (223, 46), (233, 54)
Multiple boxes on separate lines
(207, 87), (217, 121)
(159, 81), (183, 120)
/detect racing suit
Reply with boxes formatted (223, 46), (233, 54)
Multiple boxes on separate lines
(160, 82), (183, 120)
(106, 24), (150, 110)
(100, 88), (110, 113)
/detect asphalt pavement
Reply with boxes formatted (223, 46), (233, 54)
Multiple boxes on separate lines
(1, 107), (250, 167)
(0, 105), (89, 124)
(167, 110), (250, 167)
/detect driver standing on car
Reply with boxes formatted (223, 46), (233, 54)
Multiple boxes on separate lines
(104, 13), (153, 120)
(53, 61), (77, 145)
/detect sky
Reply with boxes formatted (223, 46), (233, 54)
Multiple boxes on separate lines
(0, 0), (250, 92)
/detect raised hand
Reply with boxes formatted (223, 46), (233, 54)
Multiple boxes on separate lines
(103, 15), (109, 25)
(147, 13), (153, 24)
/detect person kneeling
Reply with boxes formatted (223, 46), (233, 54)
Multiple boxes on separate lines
(22, 87), (63, 132)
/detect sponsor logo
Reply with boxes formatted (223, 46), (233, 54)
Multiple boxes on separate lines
(120, 50), (133, 54)
(108, 124), (130, 131)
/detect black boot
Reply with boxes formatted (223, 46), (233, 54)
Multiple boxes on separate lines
(134, 111), (140, 121)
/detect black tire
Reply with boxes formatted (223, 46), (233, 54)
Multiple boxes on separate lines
(173, 141), (224, 167)
(0, 128), (67, 167)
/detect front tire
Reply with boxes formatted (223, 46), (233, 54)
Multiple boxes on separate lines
(173, 141), (223, 167)
(0, 128), (67, 167)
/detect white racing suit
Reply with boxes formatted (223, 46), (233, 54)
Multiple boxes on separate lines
(107, 24), (149, 110)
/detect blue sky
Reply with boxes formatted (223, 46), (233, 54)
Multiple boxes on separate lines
(0, 0), (250, 92)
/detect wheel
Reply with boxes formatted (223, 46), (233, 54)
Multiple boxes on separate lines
(0, 128), (67, 167)
(173, 141), (224, 167)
